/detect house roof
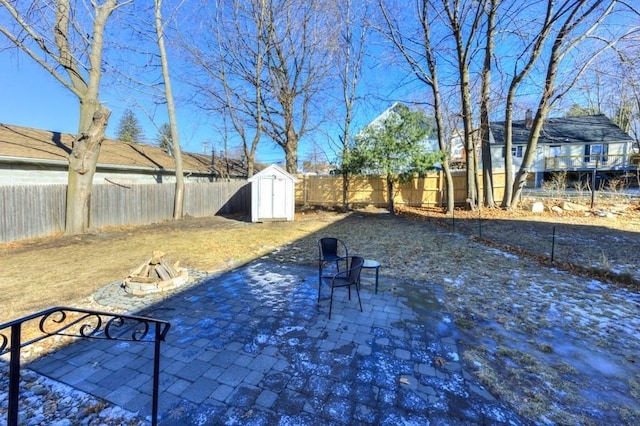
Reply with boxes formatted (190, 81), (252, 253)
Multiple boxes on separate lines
(0, 123), (252, 178)
(490, 114), (634, 146)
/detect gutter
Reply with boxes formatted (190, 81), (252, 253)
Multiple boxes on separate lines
(0, 155), (213, 176)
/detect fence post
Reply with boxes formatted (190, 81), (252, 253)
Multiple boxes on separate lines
(303, 174), (308, 207)
(551, 226), (556, 262)
(438, 170), (443, 208)
(590, 158), (599, 209)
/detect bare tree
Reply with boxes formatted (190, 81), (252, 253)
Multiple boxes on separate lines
(0, 0), (129, 234)
(155, 0), (184, 219)
(377, 0), (457, 214)
(184, 0), (268, 177)
(261, 0), (338, 174)
(441, 0), (487, 210)
(336, 0), (369, 211)
(479, 0), (498, 208)
(498, 1), (570, 207)
(507, 0), (622, 207)
(570, 37), (640, 143)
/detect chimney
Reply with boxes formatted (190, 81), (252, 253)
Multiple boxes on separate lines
(525, 109), (533, 129)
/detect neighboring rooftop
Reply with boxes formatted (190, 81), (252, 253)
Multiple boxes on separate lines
(0, 123), (253, 178)
(490, 114), (634, 146)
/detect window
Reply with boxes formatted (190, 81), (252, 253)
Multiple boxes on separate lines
(584, 144), (608, 163)
(503, 146), (523, 158)
(511, 146), (523, 158)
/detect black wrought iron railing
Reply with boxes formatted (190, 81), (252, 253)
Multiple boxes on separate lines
(0, 307), (170, 426)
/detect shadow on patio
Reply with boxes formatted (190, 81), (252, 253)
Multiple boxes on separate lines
(27, 258), (525, 425)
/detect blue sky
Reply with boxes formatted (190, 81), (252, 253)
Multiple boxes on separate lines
(0, 52), (282, 163)
(1, 55), (79, 134)
(0, 0), (410, 169)
(0, 51), (348, 166)
(1, 51), (405, 167)
(4, 1), (631, 169)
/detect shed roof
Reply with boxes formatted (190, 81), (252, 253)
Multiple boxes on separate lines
(248, 164), (297, 182)
(490, 114), (633, 146)
(0, 123), (252, 178)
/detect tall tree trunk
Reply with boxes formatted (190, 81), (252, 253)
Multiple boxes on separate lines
(246, 152), (256, 178)
(443, 0), (479, 210)
(155, 0), (184, 219)
(66, 107), (111, 234)
(500, 1), (555, 208)
(432, 93), (455, 213)
(63, 0), (118, 235)
(284, 124), (298, 173)
(337, 0), (366, 212)
(462, 88), (477, 210)
(481, 132), (494, 207)
(501, 103), (515, 208)
(284, 147), (298, 174)
(473, 138), (483, 208)
(387, 175), (395, 215)
(342, 170), (349, 211)
(480, 0), (497, 208)
(453, 38), (477, 210)
(511, 106), (549, 205)
(440, 161), (455, 213)
(341, 96), (353, 212)
(419, 0), (455, 214)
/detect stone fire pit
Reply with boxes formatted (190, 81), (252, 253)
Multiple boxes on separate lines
(123, 251), (188, 296)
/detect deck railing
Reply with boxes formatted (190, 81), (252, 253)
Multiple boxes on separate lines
(0, 307), (170, 426)
(544, 154), (633, 171)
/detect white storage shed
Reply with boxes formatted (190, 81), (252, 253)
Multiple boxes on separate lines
(248, 164), (297, 222)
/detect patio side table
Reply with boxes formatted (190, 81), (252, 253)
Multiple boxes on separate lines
(362, 259), (381, 294)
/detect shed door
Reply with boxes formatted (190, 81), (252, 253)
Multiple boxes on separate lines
(258, 176), (287, 219)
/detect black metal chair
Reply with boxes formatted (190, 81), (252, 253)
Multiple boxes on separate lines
(318, 237), (349, 302)
(326, 256), (364, 319)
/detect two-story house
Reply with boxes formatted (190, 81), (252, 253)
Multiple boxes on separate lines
(490, 113), (637, 187)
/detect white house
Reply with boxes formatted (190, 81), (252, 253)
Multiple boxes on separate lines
(490, 114), (636, 187)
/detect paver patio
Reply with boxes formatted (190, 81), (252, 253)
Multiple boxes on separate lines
(27, 260), (525, 424)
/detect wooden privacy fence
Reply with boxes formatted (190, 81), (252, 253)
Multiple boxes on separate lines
(0, 181), (250, 243)
(295, 170), (506, 208)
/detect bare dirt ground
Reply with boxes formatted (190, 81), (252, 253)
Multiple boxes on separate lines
(1, 200), (640, 424)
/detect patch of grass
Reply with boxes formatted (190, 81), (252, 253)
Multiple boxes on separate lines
(537, 343), (553, 353)
(496, 346), (536, 367)
(555, 361), (578, 375)
(0, 213), (344, 324)
(454, 317), (476, 330)
(619, 406), (640, 424)
(628, 375), (640, 400)
(83, 401), (107, 416)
